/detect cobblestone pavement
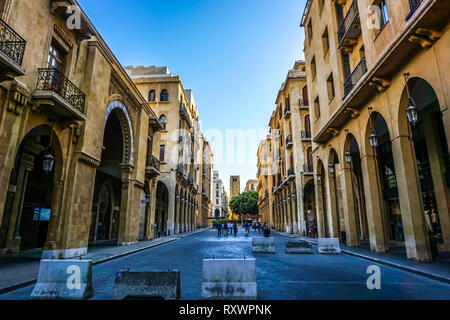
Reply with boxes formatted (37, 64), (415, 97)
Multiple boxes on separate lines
(1, 228), (450, 300)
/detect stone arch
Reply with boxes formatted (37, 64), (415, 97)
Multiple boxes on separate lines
(104, 100), (134, 164)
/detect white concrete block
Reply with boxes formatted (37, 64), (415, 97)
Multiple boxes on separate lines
(202, 259), (257, 300)
(30, 260), (94, 300)
(252, 237), (275, 253)
(317, 238), (341, 254)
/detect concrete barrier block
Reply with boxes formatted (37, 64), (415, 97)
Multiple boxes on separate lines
(30, 260), (94, 300)
(202, 259), (257, 300)
(252, 237), (275, 253)
(285, 241), (313, 254)
(317, 238), (341, 254)
(112, 270), (181, 300)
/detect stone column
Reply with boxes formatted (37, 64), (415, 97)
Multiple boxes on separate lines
(5, 153), (34, 252)
(340, 167), (360, 247)
(391, 135), (432, 262)
(423, 112), (450, 250)
(44, 179), (64, 250)
(174, 194), (180, 234)
(326, 172), (340, 239)
(286, 194), (293, 234)
(291, 191), (299, 234)
(360, 154), (388, 253)
(117, 165), (139, 246)
(314, 179), (326, 238)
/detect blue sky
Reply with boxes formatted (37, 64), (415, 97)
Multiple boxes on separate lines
(78, 0), (307, 193)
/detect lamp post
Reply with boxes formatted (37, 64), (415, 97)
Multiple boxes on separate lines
(368, 107), (378, 149)
(328, 163), (335, 174)
(43, 123), (55, 174)
(404, 73), (419, 126)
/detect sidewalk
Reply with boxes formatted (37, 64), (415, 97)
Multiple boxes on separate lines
(272, 229), (450, 284)
(0, 228), (208, 294)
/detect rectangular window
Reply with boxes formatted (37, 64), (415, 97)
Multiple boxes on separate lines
(310, 56), (316, 80)
(160, 145), (165, 162)
(322, 27), (329, 56)
(302, 85), (309, 106)
(327, 73), (335, 102)
(314, 96), (320, 119)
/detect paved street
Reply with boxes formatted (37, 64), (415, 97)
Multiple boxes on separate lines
(1, 228), (449, 300)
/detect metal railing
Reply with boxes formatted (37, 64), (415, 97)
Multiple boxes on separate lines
(337, 0), (359, 44)
(303, 163), (313, 173)
(286, 135), (293, 146)
(287, 168), (295, 177)
(301, 130), (312, 139)
(36, 68), (86, 114)
(179, 104), (192, 128)
(343, 57), (367, 99)
(0, 19), (26, 67)
(146, 155), (160, 171)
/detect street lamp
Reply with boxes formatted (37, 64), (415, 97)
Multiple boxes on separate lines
(369, 131), (378, 148)
(345, 151), (352, 164)
(43, 124), (55, 174)
(316, 173), (322, 183)
(404, 73), (419, 126)
(328, 163), (335, 174)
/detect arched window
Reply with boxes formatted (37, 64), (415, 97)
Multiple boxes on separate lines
(159, 115), (166, 130)
(160, 89), (169, 102)
(148, 90), (156, 102)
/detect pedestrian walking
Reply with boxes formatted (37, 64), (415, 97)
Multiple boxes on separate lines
(217, 222), (222, 237)
(257, 222), (262, 233)
(233, 222), (238, 237)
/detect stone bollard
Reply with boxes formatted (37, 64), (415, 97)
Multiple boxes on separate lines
(285, 241), (313, 254)
(252, 237), (275, 253)
(202, 259), (257, 300)
(317, 238), (341, 254)
(112, 270), (181, 300)
(30, 260), (94, 300)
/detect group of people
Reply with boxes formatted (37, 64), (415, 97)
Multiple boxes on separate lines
(217, 222), (238, 237)
(216, 221), (271, 237)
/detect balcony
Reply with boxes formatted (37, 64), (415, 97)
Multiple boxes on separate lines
(286, 135), (293, 148)
(343, 57), (367, 99)
(33, 68), (86, 120)
(301, 130), (312, 141)
(179, 104), (192, 128)
(298, 98), (309, 109)
(146, 155), (160, 178)
(303, 164), (313, 175)
(337, 0), (361, 49)
(284, 106), (291, 119)
(0, 19), (26, 81)
(287, 168), (295, 180)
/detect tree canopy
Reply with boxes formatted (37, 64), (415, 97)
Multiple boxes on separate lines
(229, 191), (258, 217)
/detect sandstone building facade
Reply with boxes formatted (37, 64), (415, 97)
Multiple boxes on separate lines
(212, 170), (228, 219)
(301, 0), (449, 261)
(257, 61), (313, 234)
(0, 0), (164, 258)
(125, 66), (214, 235)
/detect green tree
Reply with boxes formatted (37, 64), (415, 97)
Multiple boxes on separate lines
(229, 191), (259, 217)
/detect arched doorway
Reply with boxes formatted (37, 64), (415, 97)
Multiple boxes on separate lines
(155, 181), (169, 238)
(401, 77), (450, 253)
(367, 111), (402, 243)
(90, 108), (125, 244)
(304, 178), (315, 237)
(316, 159), (329, 238)
(0, 125), (62, 251)
(343, 132), (369, 245)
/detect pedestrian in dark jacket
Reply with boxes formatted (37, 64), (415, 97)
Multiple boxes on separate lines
(217, 222), (222, 236)
(233, 222), (238, 237)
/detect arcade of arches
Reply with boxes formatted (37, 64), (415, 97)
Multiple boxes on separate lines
(313, 78), (450, 262)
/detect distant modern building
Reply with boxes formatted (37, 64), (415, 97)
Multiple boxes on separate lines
(230, 176), (241, 198)
(244, 179), (258, 192)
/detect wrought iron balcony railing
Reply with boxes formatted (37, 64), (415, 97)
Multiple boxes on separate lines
(343, 57), (367, 99)
(301, 130), (312, 140)
(146, 155), (160, 171)
(287, 168), (295, 178)
(0, 19), (26, 67)
(284, 106), (291, 118)
(303, 163), (313, 174)
(36, 68), (86, 114)
(286, 135), (293, 147)
(337, 0), (360, 46)
(406, 0), (423, 20)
